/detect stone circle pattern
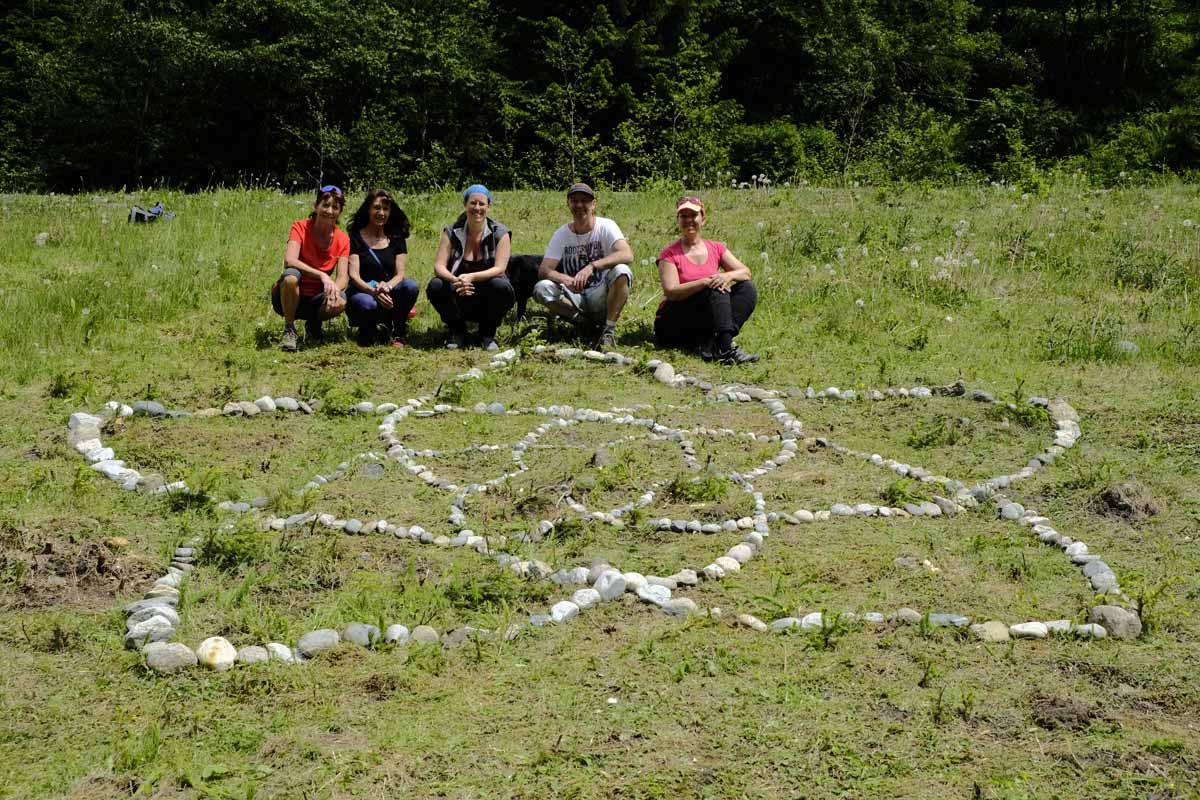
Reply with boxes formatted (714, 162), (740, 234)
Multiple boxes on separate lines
(66, 346), (1142, 673)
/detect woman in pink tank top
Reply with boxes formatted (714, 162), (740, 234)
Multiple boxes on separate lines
(654, 197), (759, 364)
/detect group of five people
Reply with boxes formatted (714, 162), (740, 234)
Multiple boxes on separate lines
(271, 183), (759, 363)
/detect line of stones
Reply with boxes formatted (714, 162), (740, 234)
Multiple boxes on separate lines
(72, 347), (1139, 672)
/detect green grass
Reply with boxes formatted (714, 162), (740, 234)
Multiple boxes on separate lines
(1, 182), (1199, 798)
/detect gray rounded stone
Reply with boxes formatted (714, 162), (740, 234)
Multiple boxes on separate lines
(1088, 606), (1141, 640)
(237, 645), (270, 665)
(297, 628), (341, 657)
(343, 622), (381, 647)
(143, 641), (197, 673)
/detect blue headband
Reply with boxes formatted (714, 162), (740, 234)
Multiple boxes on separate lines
(463, 184), (492, 202)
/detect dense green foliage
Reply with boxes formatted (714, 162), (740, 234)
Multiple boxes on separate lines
(3, 0), (1199, 190)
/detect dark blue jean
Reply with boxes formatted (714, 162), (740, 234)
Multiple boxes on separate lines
(346, 279), (419, 332)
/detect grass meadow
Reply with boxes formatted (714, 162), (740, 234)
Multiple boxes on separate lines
(0, 181), (1199, 799)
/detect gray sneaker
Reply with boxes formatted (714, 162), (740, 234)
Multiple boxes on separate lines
(280, 327), (298, 352)
(595, 329), (617, 350)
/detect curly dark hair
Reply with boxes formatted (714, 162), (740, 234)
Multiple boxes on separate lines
(347, 188), (411, 241)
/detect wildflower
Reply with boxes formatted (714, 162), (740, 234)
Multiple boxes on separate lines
(854, 298), (865, 308)
(1184, 219), (1194, 228)
(759, 252), (769, 262)
(640, 258), (649, 266)
(756, 221), (765, 231)
(835, 247), (845, 260)
(933, 256), (945, 266)
(909, 259), (919, 268)
(932, 269), (951, 282)
(81, 308), (90, 316)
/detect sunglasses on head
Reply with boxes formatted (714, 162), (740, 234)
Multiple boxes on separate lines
(677, 196), (702, 205)
(320, 185), (343, 196)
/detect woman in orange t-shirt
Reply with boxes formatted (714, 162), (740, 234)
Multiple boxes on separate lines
(270, 186), (350, 351)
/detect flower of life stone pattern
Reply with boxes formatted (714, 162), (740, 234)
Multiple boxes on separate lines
(66, 346), (1142, 674)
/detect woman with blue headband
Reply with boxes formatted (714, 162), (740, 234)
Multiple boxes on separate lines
(427, 184), (514, 350)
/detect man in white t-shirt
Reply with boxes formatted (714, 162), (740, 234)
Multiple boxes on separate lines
(532, 183), (635, 349)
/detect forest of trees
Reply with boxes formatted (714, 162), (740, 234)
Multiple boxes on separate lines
(2, 0), (1198, 192)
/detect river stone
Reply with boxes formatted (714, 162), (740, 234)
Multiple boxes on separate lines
(662, 598), (699, 616)
(127, 605), (181, 627)
(800, 612), (825, 630)
(132, 400), (167, 417)
(714, 556), (741, 573)
(550, 600), (580, 623)
(636, 584), (671, 605)
(572, 588), (602, 610)
(411, 625), (439, 644)
(737, 613), (769, 632)
(1009, 622), (1048, 639)
(274, 396), (299, 411)
(999, 502), (1025, 520)
(1073, 623), (1107, 639)
(343, 622), (381, 647)
(254, 396), (276, 413)
(124, 615), (175, 649)
(196, 636), (238, 671)
(384, 624), (410, 645)
(266, 643), (295, 662)
(1088, 606), (1142, 640)
(653, 363), (675, 383)
(622, 572), (647, 592)
(297, 629), (340, 657)
(727, 544), (754, 564)
(894, 608), (922, 624)
(360, 462), (385, 479)
(124, 597), (178, 615)
(238, 645), (270, 665)
(143, 641), (197, 673)
(970, 621), (1009, 642)
(770, 617), (802, 631)
(928, 613), (970, 628)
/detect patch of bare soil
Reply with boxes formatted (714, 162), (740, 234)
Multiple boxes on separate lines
(1093, 480), (1163, 523)
(1032, 696), (1107, 730)
(0, 536), (158, 612)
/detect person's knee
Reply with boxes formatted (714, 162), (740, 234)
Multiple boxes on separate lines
(394, 278), (419, 300)
(280, 272), (300, 291)
(608, 264), (633, 289)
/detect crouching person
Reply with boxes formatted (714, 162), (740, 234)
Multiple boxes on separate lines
(271, 185), (349, 351)
(533, 183), (634, 349)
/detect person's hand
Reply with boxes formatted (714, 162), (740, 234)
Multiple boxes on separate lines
(708, 272), (734, 293)
(571, 263), (593, 292)
(454, 274), (475, 297)
(322, 276), (339, 303)
(375, 283), (395, 309)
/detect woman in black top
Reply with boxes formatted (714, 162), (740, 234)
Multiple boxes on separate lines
(427, 184), (514, 351)
(346, 188), (419, 346)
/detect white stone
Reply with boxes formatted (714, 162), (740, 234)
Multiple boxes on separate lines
(1073, 623), (1107, 639)
(550, 600), (580, 623)
(254, 395), (277, 412)
(636, 584), (671, 605)
(1009, 622), (1048, 639)
(653, 363), (675, 383)
(572, 588), (602, 609)
(384, 624), (410, 644)
(800, 612), (825, 630)
(794, 510), (814, 523)
(621, 572), (647, 592)
(195, 636), (238, 671)
(592, 571), (626, 601)
(714, 556), (741, 573)
(266, 642), (295, 662)
(727, 544), (754, 564)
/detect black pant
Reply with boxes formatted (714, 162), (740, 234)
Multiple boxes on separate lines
(426, 275), (515, 338)
(506, 254), (542, 318)
(654, 281), (757, 349)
